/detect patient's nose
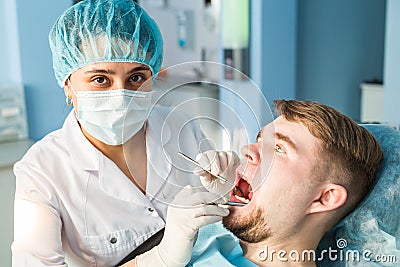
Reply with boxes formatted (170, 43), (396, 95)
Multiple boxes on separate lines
(241, 143), (260, 165)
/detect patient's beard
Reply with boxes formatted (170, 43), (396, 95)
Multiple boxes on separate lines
(222, 207), (272, 243)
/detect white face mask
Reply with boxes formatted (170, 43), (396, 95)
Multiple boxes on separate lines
(70, 83), (153, 145)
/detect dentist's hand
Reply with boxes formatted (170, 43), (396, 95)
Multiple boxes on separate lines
(135, 186), (229, 267)
(194, 150), (240, 201)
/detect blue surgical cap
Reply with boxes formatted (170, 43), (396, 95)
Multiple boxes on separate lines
(49, 0), (163, 87)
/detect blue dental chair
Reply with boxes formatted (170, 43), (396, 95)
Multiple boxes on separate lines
(317, 124), (400, 267)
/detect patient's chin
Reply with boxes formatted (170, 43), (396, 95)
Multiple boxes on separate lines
(222, 207), (272, 243)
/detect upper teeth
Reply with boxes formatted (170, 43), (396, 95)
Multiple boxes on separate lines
(233, 186), (243, 197)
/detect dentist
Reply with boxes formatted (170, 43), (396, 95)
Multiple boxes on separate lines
(12, 0), (229, 266)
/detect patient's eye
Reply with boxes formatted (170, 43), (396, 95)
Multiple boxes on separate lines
(274, 145), (285, 153)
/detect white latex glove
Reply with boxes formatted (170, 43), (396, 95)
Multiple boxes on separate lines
(194, 150), (240, 201)
(135, 186), (229, 267)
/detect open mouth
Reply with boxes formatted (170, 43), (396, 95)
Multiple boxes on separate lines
(230, 173), (253, 204)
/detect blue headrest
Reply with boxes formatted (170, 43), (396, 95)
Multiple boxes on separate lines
(317, 124), (400, 266)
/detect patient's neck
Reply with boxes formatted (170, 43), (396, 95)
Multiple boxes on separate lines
(240, 233), (320, 267)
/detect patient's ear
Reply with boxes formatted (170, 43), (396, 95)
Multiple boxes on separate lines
(308, 184), (347, 214)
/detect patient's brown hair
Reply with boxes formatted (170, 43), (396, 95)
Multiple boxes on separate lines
(274, 100), (383, 226)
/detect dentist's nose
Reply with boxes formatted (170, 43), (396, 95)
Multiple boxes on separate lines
(113, 79), (126, 90)
(240, 143), (260, 165)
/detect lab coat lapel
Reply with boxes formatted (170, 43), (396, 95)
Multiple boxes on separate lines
(145, 108), (177, 202)
(98, 155), (149, 205)
(63, 111), (149, 204)
(62, 111), (99, 171)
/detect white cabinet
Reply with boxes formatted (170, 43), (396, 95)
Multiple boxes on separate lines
(360, 83), (384, 123)
(0, 84), (29, 143)
(0, 139), (33, 267)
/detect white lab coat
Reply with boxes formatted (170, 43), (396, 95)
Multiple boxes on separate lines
(12, 106), (210, 266)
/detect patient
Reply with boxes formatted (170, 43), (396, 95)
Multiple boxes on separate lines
(190, 99), (384, 266)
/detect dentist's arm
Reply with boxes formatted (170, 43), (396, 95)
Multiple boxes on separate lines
(194, 150), (240, 201)
(130, 186), (229, 267)
(13, 162), (67, 267)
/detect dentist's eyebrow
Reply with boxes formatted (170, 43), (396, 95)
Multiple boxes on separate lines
(83, 65), (151, 75)
(275, 132), (297, 151)
(126, 65), (151, 74)
(84, 69), (115, 75)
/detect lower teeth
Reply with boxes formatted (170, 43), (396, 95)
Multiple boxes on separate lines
(235, 195), (250, 203)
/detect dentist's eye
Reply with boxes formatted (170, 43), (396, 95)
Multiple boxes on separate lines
(129, 74), (145, 83)
(92, 76), (109, 85)
(274, 145), (285, 153)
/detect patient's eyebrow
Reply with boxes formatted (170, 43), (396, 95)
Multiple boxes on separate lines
(275, 132), (297, 151)
(256, 130), (263, 141)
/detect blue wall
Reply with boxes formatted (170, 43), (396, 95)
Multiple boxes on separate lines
(296, 0), (386, 121)
(16, 0), (71, 141)
(258, 0), (298, 105)
(0, 0), (22, 84)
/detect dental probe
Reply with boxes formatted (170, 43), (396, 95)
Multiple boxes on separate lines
(177, 151), (236, 186)
(178, 151), (247, 207)
(223, 201), (246, 207)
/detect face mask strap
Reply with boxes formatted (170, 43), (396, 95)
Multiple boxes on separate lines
(64, 78), (77, 107)
(68, 78), (78, 97)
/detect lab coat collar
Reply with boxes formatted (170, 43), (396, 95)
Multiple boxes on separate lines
(97, 109), (173, 204)
(99, 109), (172, 206)
(62, 109), (174, 204)
(62, 111), (100, 171)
